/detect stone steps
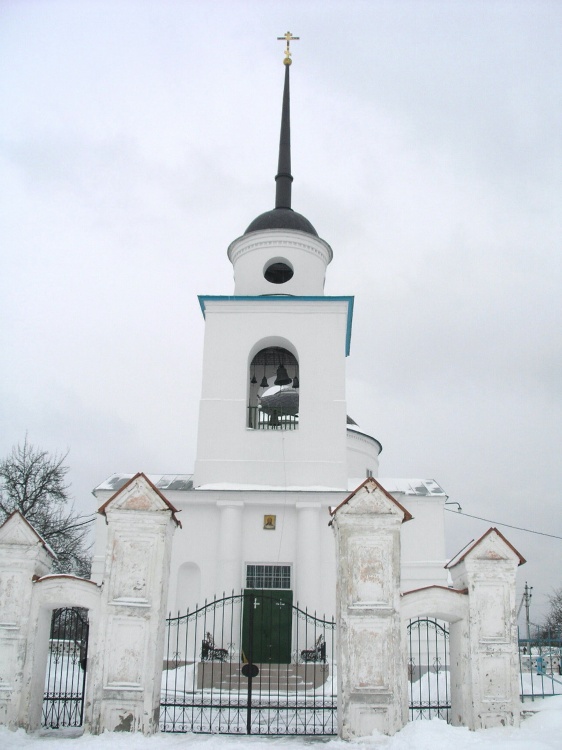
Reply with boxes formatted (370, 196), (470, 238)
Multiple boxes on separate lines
(197, 662), (329, 691)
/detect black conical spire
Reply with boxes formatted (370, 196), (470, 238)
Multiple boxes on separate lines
(275, 63), (293, 210)
(244, 32), (318, 237)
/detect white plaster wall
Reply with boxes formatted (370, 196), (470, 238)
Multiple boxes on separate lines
(174, 563), (201, 613)
(90, 513), (108, 584)
(227, 229), (332, 296)
(193, 299), (349, 488)
(398, 495), (448, 590)
(346, 429), (381, 478)
(97, 482), (451, 622)
(168, 489), (337, 616)
(167, 501), (219, 609)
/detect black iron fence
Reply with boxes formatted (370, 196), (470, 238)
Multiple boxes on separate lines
(160, 592), (336, 735)
(519, 628), (562, 702)
(247, 407), (298, 430)
(407, 620), (562, 723)
(42, 608), (89, 728)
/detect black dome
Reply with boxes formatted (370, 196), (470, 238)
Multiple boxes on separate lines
(245, 208), (318, 236)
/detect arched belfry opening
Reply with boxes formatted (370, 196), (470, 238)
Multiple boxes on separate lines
(248, 346), (299, 429)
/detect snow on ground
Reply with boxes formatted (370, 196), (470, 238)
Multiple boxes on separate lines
(2, 697), (562, 750)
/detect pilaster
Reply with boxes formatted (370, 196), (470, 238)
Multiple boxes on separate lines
(296, 502), (321, 611)
(0, 513), (54, 728)
(88, 473), (179, 734)
(447, 528), (524, 729)
(216, 500), (244, 593)
(331, 478), (412, 737)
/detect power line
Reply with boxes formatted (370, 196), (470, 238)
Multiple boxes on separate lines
(40, 514), (97, 539)
(444, 507), (562, 540)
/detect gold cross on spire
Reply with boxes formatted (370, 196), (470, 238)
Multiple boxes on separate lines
(277, 31), (299, 65)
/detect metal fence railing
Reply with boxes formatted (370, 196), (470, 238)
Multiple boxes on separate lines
(42, 608), (89, 729)
(407, 621), (562, 722)
(247, 407), (298, 430)
(519, 629), (562, 702)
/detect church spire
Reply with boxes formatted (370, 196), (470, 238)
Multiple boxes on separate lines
(244, 32), (319, 237)
(275, 32), (299, 210)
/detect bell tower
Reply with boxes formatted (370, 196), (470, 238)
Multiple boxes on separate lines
(193, 37), (353, 490)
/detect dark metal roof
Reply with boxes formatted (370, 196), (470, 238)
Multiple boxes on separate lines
(245, 208), (317, 236)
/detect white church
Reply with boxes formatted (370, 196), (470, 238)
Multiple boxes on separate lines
(91, 39), (449, 620)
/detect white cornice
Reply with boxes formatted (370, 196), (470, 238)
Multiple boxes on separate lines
(228, 230), (333, 266)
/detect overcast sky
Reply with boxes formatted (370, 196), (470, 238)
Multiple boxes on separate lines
(1, 1), (560, 622)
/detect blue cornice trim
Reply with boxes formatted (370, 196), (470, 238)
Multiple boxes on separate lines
(198, 295), (355, 356)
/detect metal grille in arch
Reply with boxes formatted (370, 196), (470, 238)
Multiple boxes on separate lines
(42, 607), (89, 729)
(407, 618), (450, 722)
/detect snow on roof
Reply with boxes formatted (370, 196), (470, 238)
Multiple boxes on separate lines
(95, 475), (446, 496)
(94, 473), (194, 493)
(377, 478), (447, 497)
(198, 483), (346, 492)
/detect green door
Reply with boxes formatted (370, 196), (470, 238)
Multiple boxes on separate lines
(242, 590), (293, 664)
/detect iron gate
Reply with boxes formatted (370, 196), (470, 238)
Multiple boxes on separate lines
(42, 607), (89, 728)
(160, 592), (336, 734)
(407, 618), (450, 722)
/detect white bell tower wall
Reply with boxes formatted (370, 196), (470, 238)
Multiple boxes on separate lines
(228, 229), (332, 296)
(193, 296), (352, 490)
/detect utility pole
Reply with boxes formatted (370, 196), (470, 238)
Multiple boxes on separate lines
(524, 582), (533, 641)
(517, 581), (533, 641)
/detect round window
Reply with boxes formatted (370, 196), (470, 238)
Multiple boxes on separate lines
(264, 261), (294, 284)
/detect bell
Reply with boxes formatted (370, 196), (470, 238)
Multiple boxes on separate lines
(292, 375), (299, 389)
(274, 364), (291, 386)
(260, 376), (269, 388)
(251, 373), (257, 384)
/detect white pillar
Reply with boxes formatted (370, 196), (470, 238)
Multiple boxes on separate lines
(216, 501), (244, 594)
(296, 502), (321, 612)
(448, 528), (523, 729)
(88, 474), (178, 734)
(331, 479), (410, 738)
(0, 513), (53, 729)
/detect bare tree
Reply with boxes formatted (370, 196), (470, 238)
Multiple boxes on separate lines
(0, 437), (92, 577)
(542, 588), (562, 636)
